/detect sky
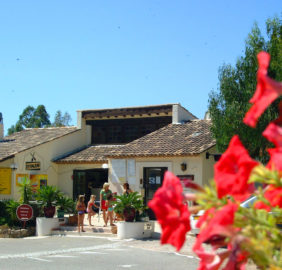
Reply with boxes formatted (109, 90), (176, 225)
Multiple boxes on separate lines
(0, 0), (281, 135)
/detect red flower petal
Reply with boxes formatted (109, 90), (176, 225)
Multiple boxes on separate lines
(266, 147), (282, 172)
(148, 171), (191, 251)
(193, 202), (239, 252)
(214, 136), (258, 202)
(254, 185), (282, 211)
(243, 51), (282, 128)
(263, 123), (282, 148)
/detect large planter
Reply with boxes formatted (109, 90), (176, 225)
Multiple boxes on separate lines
(117, 221), (154, 239)
(44, 206), (56, 218)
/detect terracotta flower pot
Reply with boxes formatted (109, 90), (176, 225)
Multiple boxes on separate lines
(123, 207), (136, 222)
(43, 206), (56, 218)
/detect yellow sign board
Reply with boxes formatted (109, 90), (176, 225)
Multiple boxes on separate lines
(30, 174), (48, 191)
(16, 174), (29, 187)
(0, 168), (12, 194)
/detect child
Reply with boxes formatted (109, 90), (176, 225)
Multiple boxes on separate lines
(76, 195), (86, 233)
(106, 193), (115, 226)
(87, 195), (99, 226)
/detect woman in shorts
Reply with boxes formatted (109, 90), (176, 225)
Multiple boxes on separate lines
(100, 183), (112, 227)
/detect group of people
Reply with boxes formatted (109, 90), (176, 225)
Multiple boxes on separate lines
(75, 182), (133, 233)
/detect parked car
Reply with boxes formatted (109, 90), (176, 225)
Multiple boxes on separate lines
(190, 196), (281, 235)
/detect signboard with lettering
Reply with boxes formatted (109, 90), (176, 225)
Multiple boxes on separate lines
(26, 162), (40, 170)
(16, 204), (33, 221)
(0, 168), (12, 194)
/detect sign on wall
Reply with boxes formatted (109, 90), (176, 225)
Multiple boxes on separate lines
(0, 168), (12, 194)
(25, 162), (40, 170)
(30, 174), (48, 192)
(111, 159), (126, 184)
(16, 174), (29, 186)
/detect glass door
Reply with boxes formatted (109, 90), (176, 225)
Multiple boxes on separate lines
(73, 170), (87, 201)
(143, 167), (167, 219)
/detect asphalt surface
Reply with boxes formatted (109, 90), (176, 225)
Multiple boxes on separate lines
(0, 235), (199, 270)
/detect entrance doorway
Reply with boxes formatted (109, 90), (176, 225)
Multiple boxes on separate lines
(143, 167), (167, 220)
(73, 169), (108, 204)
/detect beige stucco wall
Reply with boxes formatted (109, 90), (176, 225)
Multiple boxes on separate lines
(172, 104), (197, 124)
(202, 146), (218, 187)
(108, 155), (209, 195)
(0, 126), (90, 201)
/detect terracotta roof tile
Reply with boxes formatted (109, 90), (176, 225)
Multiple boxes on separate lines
(54, 145), (123, 163)
(0, 127), (78, 161)
(108, 120), (216, 158)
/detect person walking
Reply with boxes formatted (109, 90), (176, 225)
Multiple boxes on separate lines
(100, 183), (112, 227)
(76, 195), (86, 233)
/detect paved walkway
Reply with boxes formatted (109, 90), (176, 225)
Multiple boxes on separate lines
(55, 213), (162, 237)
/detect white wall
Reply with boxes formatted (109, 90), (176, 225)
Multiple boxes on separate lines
(108, 155), (205, 196)
(172, 104), (197, 124)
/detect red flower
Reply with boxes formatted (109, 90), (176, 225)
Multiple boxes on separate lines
(193, 202), (239, 252)
(148, 171), (191, 251)
(214, 135), (258, 202)
(254, 185), (282, 211)
(273, 101), (282, 126)
(263, 123), (282, 148)
(266, 147), (282, 172)
(243, 51), (282, 128)
(196, 249), (229, 270)
(195, 247), (247, 270)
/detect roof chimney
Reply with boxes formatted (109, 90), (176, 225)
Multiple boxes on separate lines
(0, 113), (4, 140)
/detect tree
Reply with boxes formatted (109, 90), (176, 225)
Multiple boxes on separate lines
(52, 110), (72, 127)
(208, 16), (282, 163)
(8, 105), (51, 135)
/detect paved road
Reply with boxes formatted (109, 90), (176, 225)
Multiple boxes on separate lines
(0, 235), (199, 270)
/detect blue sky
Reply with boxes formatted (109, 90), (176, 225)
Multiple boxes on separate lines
(0, 1), (281, 135)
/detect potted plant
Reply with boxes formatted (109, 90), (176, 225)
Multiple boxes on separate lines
(56, 194), (74, 218)
(113, 192), (145, 222)
(36, 185), (60, 218)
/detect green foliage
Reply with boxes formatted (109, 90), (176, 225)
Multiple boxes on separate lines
(36, 185), (60, 207)
(52, 110), (72, 127)
(113, 192), (146, 215)
(8, 105), (51, 135)
(5, 200), (20, 226)
(0, 200), (10, 225)
(208, 16), (282, 163)
(56, 194), (75, 212)
(18, 177), (34, 203)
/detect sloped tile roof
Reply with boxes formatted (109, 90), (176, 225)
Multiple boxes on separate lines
(108, 120), (216, 158)
(0, 127), (78, 162)
(54, 145), (123, 163)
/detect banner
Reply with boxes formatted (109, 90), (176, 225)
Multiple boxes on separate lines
(30, 174), (48, 192)
(0, 168), (12, 194)
(16, 174), (29, 186)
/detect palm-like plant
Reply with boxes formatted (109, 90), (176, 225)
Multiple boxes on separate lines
(56, 194), (74, 212)
(36, 185), (60, 207)
(18, 177), (34, 203)
(113, 192), (146, 221)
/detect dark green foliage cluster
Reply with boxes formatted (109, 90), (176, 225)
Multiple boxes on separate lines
(8, 106), (72, 135)
(8, 105), (51, 134)
(208, 16), (282, 163)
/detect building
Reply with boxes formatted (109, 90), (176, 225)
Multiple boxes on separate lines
(0, 104), (218, 208)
